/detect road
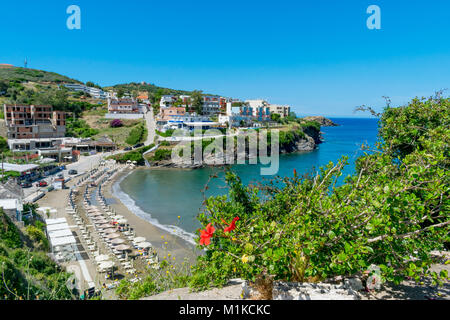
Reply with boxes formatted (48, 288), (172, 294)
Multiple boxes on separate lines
(22, 107), (157, 199)
(23, 153), (108, 199)
(143, 106), (156, 146)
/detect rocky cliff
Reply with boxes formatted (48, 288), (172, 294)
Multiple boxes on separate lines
(303, 116), (338, 127)
(148, 126), (322, 169)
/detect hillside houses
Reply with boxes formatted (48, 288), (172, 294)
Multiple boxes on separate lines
(154, 93), (291, 131)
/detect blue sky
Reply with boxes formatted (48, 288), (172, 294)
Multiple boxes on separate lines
(0, 0), (449, 116)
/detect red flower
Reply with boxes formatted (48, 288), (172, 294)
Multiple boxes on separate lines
(223, 217), (239, 233)
(199, 223), (215, 246)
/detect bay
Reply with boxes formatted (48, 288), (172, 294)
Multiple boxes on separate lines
(114, 118), (379, 241)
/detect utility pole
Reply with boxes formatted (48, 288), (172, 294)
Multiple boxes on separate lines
(1, 153), (4, 184)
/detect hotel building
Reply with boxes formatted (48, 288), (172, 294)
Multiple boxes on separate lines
(107, 98), (140, 114)
(3, 104), (69, 139)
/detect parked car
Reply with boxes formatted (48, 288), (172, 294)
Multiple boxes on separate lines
(20, 182), (32, 188)
(133, 143), (144, 149)
(36, 181), (48, 187)
(68, 169), (78, 175)
(124, 147), (132, 151)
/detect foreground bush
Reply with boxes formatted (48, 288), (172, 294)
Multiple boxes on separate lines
(0, 209), (75, 300)
(190, 95), (449, 290)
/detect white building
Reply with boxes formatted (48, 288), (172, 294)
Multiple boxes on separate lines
(107, 97), (140, 114)
(160, 95), (177, 108)
(245, 99), (269, 116)
(268, 104), (291, 118)
(7, 138), (73, 162)
(163, 114), (213, 130)
(64, 84), (109, 99)
(0, 180), (24, 221)
(217, 102), (252, 127)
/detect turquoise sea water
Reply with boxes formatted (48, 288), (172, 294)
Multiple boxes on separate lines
(113, 118), (380, 243)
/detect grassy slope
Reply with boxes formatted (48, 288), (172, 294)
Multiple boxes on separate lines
(82, 108), (146, 147)
(0, 66), (82, 84)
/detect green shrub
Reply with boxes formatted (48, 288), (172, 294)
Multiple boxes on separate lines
(155, 129), (174, 138)
(126, 124), (147, 145)
(300, 120), (321, 132)
(150, 149), (172, 162)
(108, 144), (155, 165)
(190, 95), (450, 290)
(115, 262), (191, 300)
(0, 209), (74, 300)
(66, 118), (99, 138)
(0, 209), (22, 248)
(26, 225), (49, 251)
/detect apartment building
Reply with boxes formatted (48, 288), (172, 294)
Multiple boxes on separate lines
(268, 104), (291, 118)
(3, 104), (69, 139)
(245, 99), (291, 118)
(107, 97), (140, 114)
(254, 106), (271, 121)
(63, 83), (109, 99)
(158, 106), (186, 122)
(7, 137), (73, 161)
(201, 96), (227, 115)
(137, 92), (150, 103)
(179, 95), (191, 105)
(246, 99), (269, 111)
(160, 95), (178, 108)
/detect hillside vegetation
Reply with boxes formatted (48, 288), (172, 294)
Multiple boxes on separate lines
(0, 208), (75, 300)
(0, 66), (81, 84)
(189, 94), (449, 292)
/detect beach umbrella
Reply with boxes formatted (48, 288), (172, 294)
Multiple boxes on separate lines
(99, 261), (114, 270)
(111, 238), (126, 245)
(137, 241), (152, 249)
(98, 223), (112, 229)
(95, 254), (110, 262)
(133, 237), (146, 243)
(106, 233), (121, 239)
(115, 244), (131, 251)
(117, 219), (128, 225)
(103, 228), (117, 234)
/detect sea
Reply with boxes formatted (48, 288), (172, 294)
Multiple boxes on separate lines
(112, 118), (379, 245)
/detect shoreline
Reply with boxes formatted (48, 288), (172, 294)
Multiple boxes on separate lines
(102, 167), (200, 266)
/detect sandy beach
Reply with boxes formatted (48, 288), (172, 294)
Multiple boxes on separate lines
(34, 160), (200, 295)
(102, 167), (200, 266)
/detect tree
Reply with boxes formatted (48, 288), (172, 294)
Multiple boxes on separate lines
(0, 137), (9, 153)
(286, 112), (297, 122)
(0, 81), (7, 95)
(270, 113), (281, 122)
(86, 81), (102, 89)
(191, 90), (203, 115)
(117, 88), (125, 98)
